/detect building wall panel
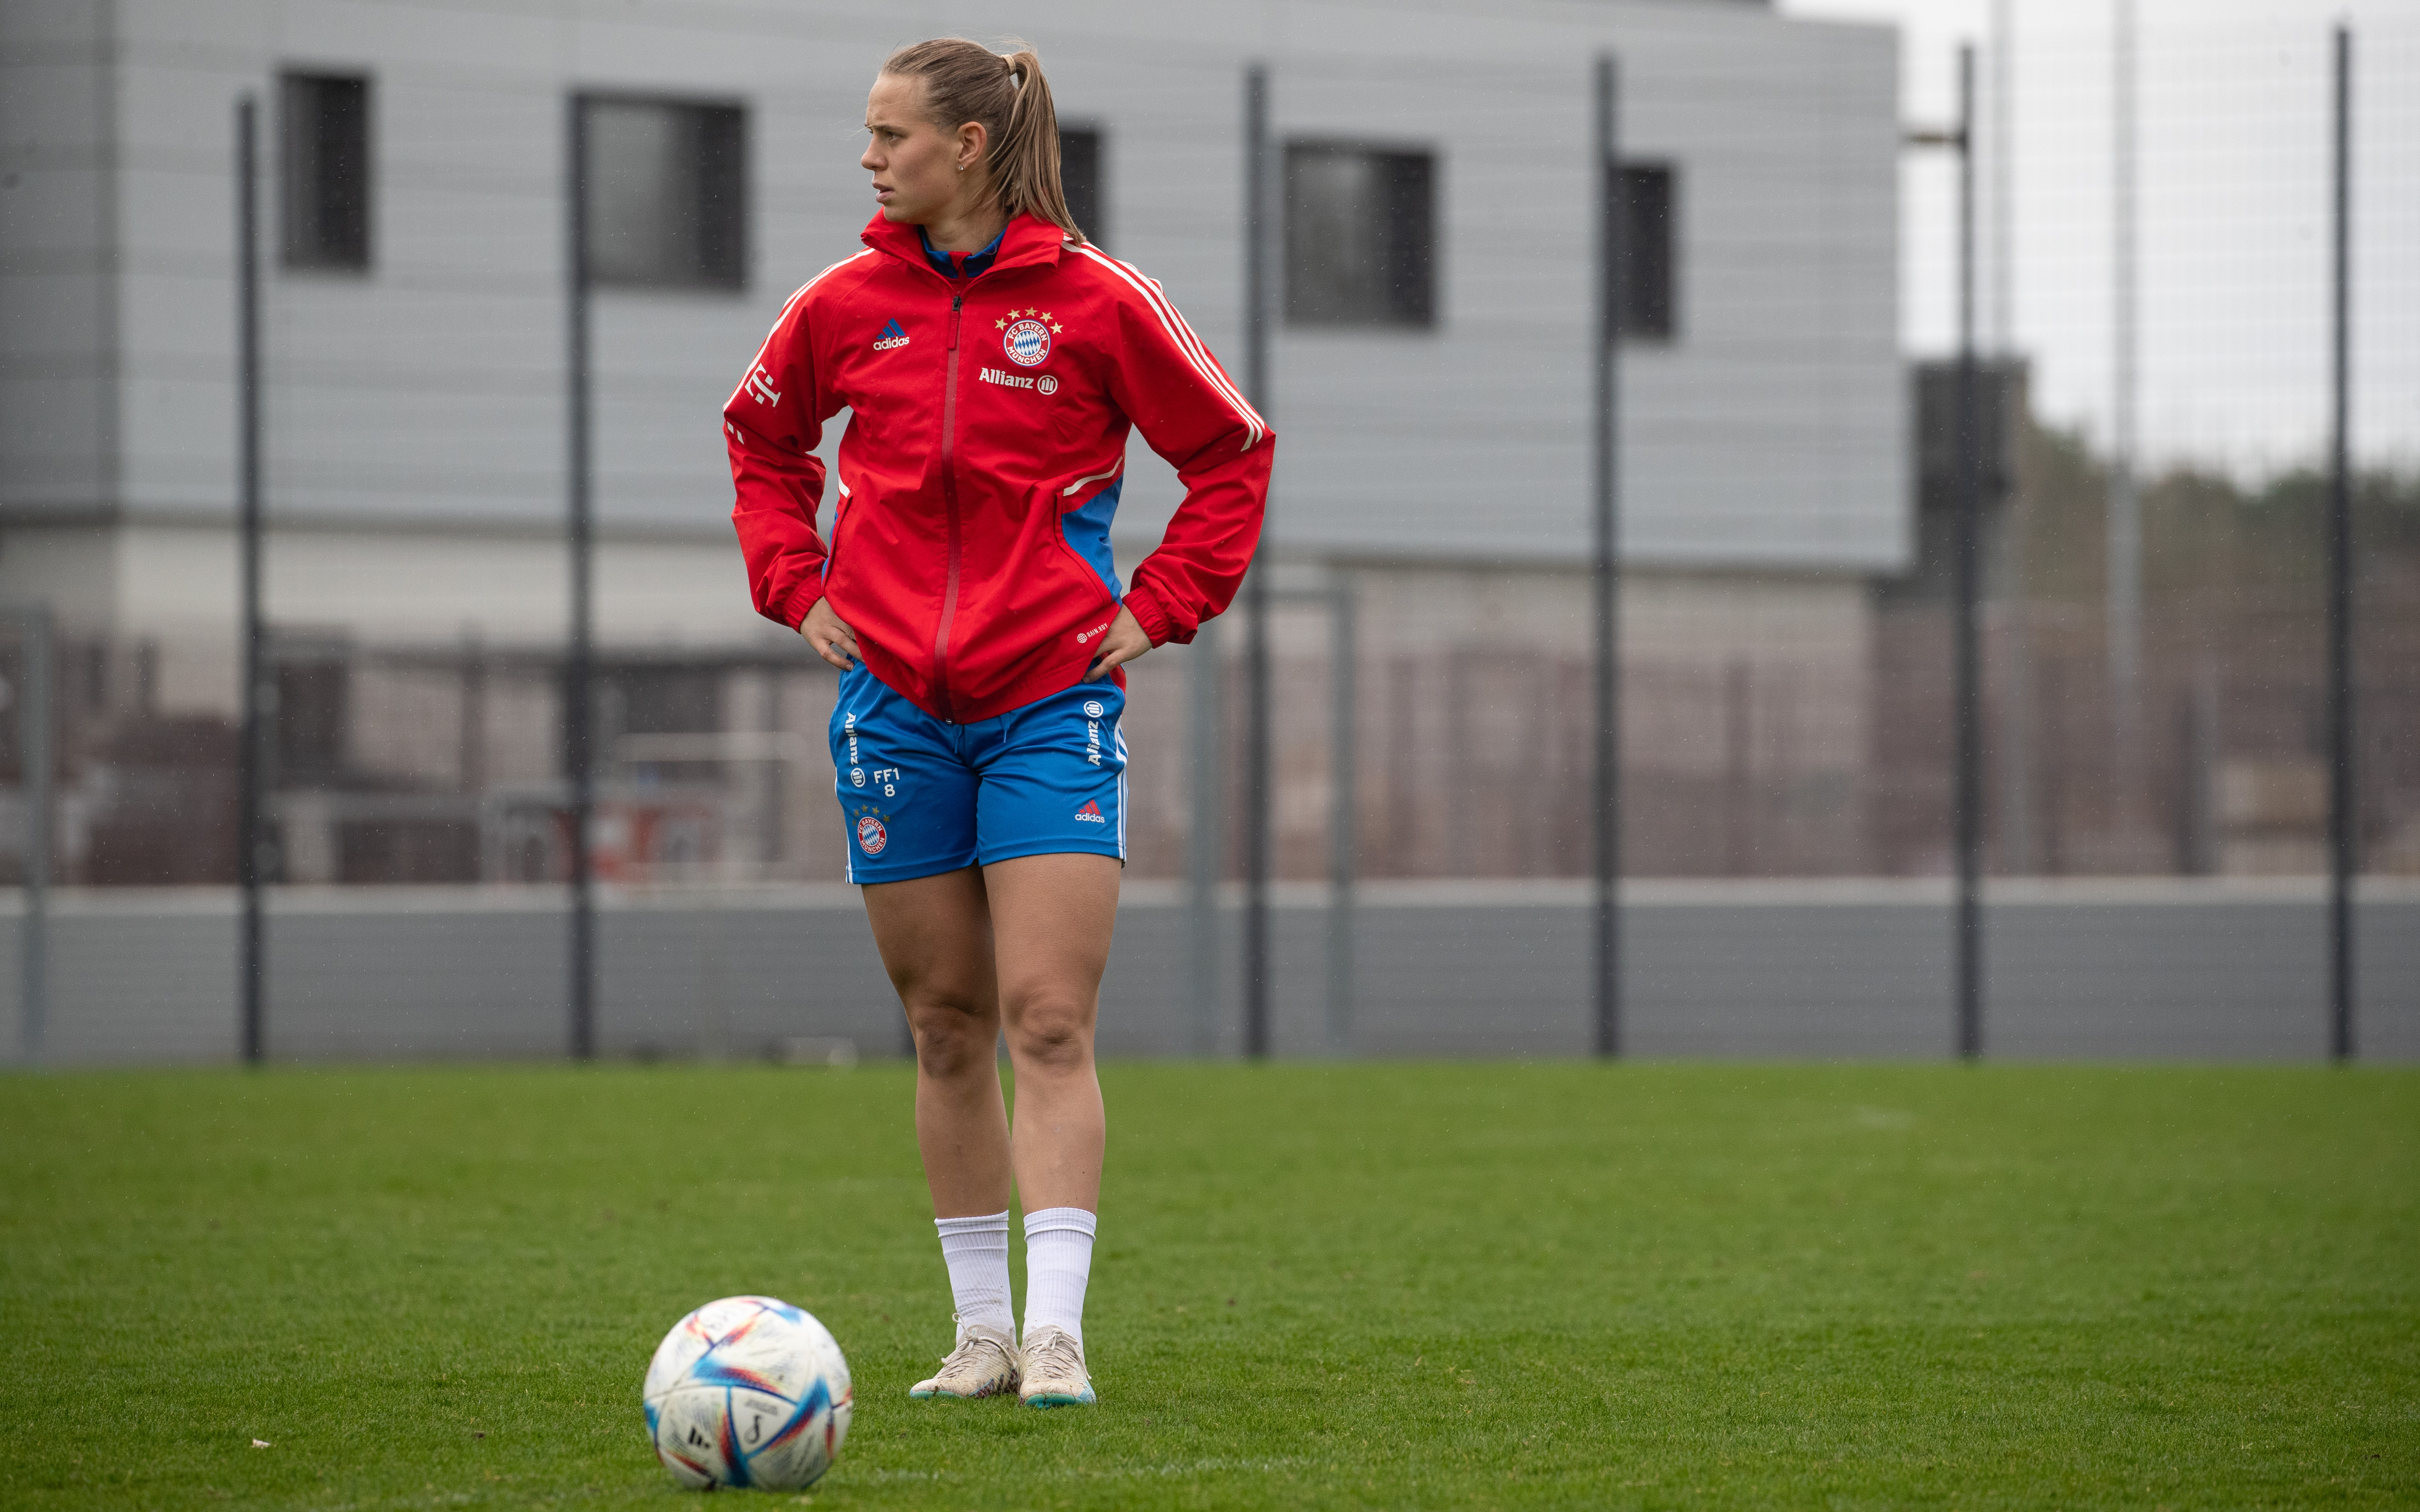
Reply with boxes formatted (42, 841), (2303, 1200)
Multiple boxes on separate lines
(30, 0), (1906, 638)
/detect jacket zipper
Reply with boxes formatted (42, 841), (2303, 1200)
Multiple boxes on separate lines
(930, 291), (967, 721)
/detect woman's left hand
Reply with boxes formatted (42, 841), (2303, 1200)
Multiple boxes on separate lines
(1081, 606), (1152, 683)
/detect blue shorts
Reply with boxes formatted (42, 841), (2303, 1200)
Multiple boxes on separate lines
(830, 663), (1128, 884)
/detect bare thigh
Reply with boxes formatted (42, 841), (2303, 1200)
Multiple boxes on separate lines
(982, 853), (1121, 1051)
(984, 853), (1118, 1213)
(861, 866), (998, 1054)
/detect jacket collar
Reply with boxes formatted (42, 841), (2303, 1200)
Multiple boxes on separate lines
(861, 210), (1067, 279)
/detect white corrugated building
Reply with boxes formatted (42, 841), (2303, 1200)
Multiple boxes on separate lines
(3, 0), (1902, 885)
(3, 0), (1900, 635)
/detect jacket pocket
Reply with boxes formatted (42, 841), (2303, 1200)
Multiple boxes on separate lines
(1051, 509), (1119, 612)
(1049, 465), (1125, 611)
(823, 477), (854, 584)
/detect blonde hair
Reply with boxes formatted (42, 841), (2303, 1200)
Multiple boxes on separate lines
(882, 37), (1084, 244)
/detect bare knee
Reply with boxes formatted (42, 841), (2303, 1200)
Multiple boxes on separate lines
(1003, 990), (1094, 1075)
(905, 995), (998, 1081)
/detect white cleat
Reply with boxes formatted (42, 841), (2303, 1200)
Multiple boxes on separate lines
(908, 1318), (1020, 1400)
(1018, 1325), (1096, 1408)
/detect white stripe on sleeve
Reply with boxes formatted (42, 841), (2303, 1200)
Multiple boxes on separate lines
(1070, 246), (1267, 448)
(724, 248), (877, 413)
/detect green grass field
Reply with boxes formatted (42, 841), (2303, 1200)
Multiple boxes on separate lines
(2, 1061), (2414, 1509)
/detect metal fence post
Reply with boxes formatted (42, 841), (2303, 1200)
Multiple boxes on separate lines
(566, 92), (598, 1062)
(14, 607), (51, 1063)
(1591, 54), (1623, 1060)
(1241, 62), (1273, 1061)
(235, 94), (268, 1066)
(1186, 623), (1223, 1055)
(2327, 23), (2356, 1062)
(1327, 581), (1356, 1054)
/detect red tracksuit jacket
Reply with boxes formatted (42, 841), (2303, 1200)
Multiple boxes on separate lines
(723, 211), (1273, 723)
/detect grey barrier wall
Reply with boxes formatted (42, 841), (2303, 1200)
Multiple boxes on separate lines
(1, 880), (2414, 1067)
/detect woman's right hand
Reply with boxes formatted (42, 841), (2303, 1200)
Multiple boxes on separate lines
(800, 597), (860, 672)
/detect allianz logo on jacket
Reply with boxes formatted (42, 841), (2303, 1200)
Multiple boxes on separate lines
(871, 318), (909, 352)
(980, 367), (1039, 390)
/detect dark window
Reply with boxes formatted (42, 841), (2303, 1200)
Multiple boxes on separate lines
(1059, 126), (1104, 246)
(280, 72), (371, 270)
(1284, 143), (1435, 328)
(582, 98), (747, 290)
(1608, 162), (1677, 341)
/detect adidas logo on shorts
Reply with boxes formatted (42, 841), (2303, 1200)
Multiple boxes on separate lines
(1074, 800), (1107, 824)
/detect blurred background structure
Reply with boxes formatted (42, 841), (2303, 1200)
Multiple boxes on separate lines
(0, 0), (2413, 1064)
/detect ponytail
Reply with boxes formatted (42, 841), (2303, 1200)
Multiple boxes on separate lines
(882, 37), (1085, 244)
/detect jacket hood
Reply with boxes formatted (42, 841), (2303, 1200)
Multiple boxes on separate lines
(859, 209), (1069, 276)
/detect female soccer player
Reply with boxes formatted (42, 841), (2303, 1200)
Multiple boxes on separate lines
(722, 38), (1271, 1408)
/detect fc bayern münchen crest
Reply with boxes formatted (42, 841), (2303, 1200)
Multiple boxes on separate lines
(1003, 318), (1052, 367)
(856, 815), (888, 855)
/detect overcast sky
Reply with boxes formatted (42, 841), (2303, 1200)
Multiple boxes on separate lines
(1777, 0), (2418, 476)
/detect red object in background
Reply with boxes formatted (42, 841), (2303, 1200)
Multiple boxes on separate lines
(551, 796), (719, 882)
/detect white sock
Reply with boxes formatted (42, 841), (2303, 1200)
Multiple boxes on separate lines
(933, 1211), (1013, 1338)
(1021, 1207), (1098, 1347)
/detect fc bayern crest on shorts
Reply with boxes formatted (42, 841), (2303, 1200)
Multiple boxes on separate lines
(1003, 318), (1052, 367)
(856, 815), (888, 855)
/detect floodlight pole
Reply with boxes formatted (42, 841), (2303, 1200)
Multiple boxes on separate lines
(1591, 54), (1624, 1060)
(236, 94), (268, 1066)
(2108, 0), (2143, 843)
(1241, 63), (1273, 1061)
(566, 92), (598, 1061)
(1987, 0), (2034, 876)
(1951, 47), (1983, 1060)
(1907, 51), (1983, 1059)
(2326, 24), (2355, 1062)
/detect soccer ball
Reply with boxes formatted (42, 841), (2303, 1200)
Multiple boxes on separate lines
(643, 1296), (852, 1491)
